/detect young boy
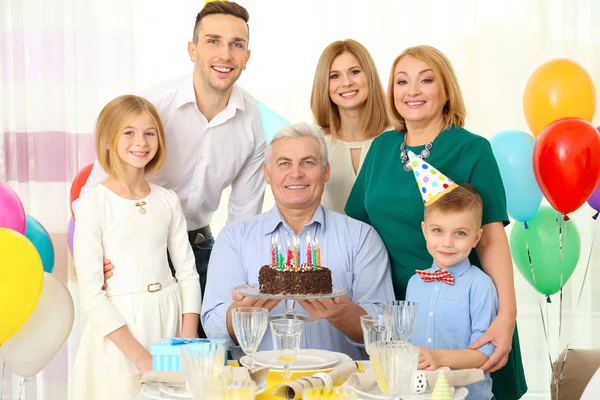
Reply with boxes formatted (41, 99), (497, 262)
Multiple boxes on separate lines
(405, 151), (498, 400)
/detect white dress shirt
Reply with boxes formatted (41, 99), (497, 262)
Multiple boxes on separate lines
(81, 73), (266, 230)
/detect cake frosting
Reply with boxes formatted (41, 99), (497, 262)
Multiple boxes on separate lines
(258, 264), (332, 295)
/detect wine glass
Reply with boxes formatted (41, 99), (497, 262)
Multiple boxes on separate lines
(231, 307), (269, 369)
(370, 341), (419, 399)
(270, 319), (304, 379)
(269, 298), (315, 323)
(206, 380), (257, 400)
(180, 342), (227, 400)
(303, 387), (357, 399)
(383, 301), (419, 342)
(360, 314), (392, 355)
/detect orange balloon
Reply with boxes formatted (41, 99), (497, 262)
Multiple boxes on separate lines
(69, 163), (94, 219)
(523, 59), (596, 137)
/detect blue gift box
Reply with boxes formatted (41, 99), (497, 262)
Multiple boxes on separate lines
(150, 338), (230, 372)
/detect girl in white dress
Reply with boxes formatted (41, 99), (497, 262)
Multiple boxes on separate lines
(310, 40), (390, 214)
(71, 95), (201, 399)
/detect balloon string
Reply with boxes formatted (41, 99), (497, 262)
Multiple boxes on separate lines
(555, 217), (600, 393)
(538, 296), (554, 376)
(526, 241), (538, 289)
(18, 377), (27, 400)
(555, 218), (566, 400)
(557, 217), (564, 264)
(558, 219), (565, 341)
(575, 217), (598, 308)
(529, 241), (554, 373)
(555, 281), (564, 400)
(0, 361), (5, 400)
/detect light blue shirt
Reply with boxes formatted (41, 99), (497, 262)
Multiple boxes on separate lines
(406, 258), (498, 400)
(201, 205), (395, 360)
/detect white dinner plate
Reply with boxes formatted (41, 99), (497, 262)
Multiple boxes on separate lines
(350, 385), (469, 400)
(159, 385), (193, 398)
(159, 382), (268, 397)
(354, 362), (468, 400)
(141, 384), (172, 399)
(240, 349), (352, 371)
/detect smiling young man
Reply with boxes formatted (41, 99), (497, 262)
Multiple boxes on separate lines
(78, 2), (266, 338)
(200, 122), (395, 359)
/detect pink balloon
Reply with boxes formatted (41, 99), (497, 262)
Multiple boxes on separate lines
(0, 182), (26, 234)
(67, 217), (75, 256)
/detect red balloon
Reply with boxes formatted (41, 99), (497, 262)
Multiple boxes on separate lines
(533, 118), (600, 216)
(69, 163), (94, 219)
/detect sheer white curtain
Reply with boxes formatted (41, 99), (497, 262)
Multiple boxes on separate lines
(1, 0), (599, 399)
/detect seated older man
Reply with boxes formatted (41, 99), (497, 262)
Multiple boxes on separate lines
(200, 122), (394, 359)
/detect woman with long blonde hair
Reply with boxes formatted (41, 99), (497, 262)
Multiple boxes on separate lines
(310, 39), (389, 214)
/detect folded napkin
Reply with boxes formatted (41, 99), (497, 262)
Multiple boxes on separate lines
(344, 366), (484, 393)
(141, 365), (269, 386)
(274, 361), (359, 399)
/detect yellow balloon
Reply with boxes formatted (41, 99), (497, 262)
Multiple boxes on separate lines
(523, 59), (596, 137)
(0, 228), (44, 344)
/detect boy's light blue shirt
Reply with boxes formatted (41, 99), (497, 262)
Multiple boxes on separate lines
(406, 258), (498, 400)
(201, 205), (395, 360)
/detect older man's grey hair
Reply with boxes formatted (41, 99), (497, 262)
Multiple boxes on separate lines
(264, 122), (329, 169)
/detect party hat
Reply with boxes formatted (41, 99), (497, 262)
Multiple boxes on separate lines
(431, 370), (454, 400)
(407, 150), (457, 206)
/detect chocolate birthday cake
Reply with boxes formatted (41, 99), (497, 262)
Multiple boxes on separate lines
(258, 264), (332, 295)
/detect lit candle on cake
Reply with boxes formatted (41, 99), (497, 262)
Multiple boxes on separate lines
(306, 232), (312, 268)
(270, 236), (276, 266)
(315, 237), (321, 266)
(312, 240), (317, 270)
(293, 236), (299, 271)
(286, 240), (293, 267)
(278, 244), (284, 270)
(274, 233), (279, 266)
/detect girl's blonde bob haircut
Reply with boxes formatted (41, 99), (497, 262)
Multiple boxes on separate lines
(310, 39), (389, 139)
(96, 95), (166, 179)
(387, 45), (466, 132)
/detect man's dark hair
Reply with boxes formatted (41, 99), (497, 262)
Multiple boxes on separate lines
(192, 1), (250, 44)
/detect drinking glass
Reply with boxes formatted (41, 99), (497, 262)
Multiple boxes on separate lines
(180, 342), (227, 400)
(360, 314), (392, 356)
(383, 301), (419, 342)
(303, 387), (357, 399)
(370, 341), (419, 399)
(205, 380), (257, 400)
(231, 307), (269, 369)
(270, 319), (304, 379)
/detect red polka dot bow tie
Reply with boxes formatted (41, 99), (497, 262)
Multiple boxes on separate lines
(415, 269), (454, 285)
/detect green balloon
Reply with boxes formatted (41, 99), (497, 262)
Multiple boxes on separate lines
(510, 206), (581, 296)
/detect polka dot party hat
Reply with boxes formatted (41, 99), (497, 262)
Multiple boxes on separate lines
(407, 150), (458, 206)
(431, 370), (454, 400)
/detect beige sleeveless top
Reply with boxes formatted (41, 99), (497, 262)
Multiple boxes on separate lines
(322, 135), (374, 214)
